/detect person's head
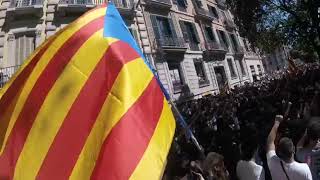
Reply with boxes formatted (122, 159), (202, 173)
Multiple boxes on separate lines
(241, 139), (259, 161)
(203, 152), (227, 179)
(306, 118), (320, 147)
(277, 137), (295, 162)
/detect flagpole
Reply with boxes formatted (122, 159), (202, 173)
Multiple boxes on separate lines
(169, 100), (203, 153)
(126, 4), (203, 154)
(146, 57), (203, 153)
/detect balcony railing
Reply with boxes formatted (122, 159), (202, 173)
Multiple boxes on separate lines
(10, 0), (42, 7)
(155, 36), (187, 49)
(188, 42), (200, 51)
(110, 0), (133, 9)
(0, 65), (21, 88)
(202, 42), (227, 51)
(194, 7), (214, 20)
(144, 0), (171, 8)
(59, 0), (92, 5)
(199, 79), (210, 87)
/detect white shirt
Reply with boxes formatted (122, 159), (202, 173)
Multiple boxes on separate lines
(267, 150), (313, 180)
(297, 147), (320, 180)
(236, 160), (265, 180)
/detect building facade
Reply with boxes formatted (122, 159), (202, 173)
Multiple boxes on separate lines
(0, 0), (265, 100)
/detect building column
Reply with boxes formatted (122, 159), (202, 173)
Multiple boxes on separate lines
(45, 0), (58, 37)
(134, 5), (154, 67)
(0, 0), (11, 67)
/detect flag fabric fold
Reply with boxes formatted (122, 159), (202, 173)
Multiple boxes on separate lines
(0, 4), (175, 180)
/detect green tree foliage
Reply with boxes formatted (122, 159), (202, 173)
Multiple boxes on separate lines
(226, 0), (320, 60)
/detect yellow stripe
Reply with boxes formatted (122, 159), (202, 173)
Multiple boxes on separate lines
(13, 31), (117, 179)
(130, 100), (176, 180)
(0, 7), (107, 155)
(70, 58), (154, 180)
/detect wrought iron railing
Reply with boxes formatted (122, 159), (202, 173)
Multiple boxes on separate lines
(194, 7), (214, 20)
(59, 0), (92, 5)
(0, 65), (21, 88)
(110, 0), (133, 9)
(145, 0), (171, 5)
(10, 0), (42, 7)
(155, 36), (187, 49)
(188, 42), (200, 51)
(199, 79), (210, 87)
(173, 82), (183, 93)
(202, 42), (227, 51)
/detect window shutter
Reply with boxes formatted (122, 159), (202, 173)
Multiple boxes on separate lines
(203, 27), (210, 42)
(222, 31), (229, 47)
(179, 21), (189, 42)
(217, 30), (223, 45)
(168, 18), (178, 38)
(191, 23), (200, 43)
(150, 15), (160, 39)
(211, 28), (217, 42)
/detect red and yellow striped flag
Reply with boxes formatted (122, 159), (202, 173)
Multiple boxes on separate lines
(0, 4), (176, 179)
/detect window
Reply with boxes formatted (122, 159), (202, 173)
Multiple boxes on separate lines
(128, 27), (138, 43)
(204, 26), (216, 42)
(239, 59), (246, 76)
(194, 58), (208, 86)
(180, 21), (200, 51)
(227, 58), (236, 78)
(14, 34), (36, 66)
(250, 65), (257, 81)
(168, 62), (184, 93)
(257, 65), (262, 75)
(250, 65), (255, 75)
(243, 39), (249, 51)
(218, 30), (229, 48)
(229, 34), (239, 52)
(150, 15), (176, 40)
(177, 0), (187, 8)
(208, 6), (219, 19)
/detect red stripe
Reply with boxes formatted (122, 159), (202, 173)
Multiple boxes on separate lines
(0, 16), (104, 179)
(90, 78), (164, 180)
(36, 41), (140, 179)
(0, 37), (58, 149)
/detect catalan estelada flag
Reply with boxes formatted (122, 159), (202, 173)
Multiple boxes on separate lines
(0, 3), (176, 179)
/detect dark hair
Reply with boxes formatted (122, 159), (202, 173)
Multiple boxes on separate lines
(307, 118), (320, 140)
(277, 137), (295, 162)
(241, 139), (258, 161)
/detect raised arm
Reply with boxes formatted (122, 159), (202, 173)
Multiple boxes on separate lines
(267, 115), (283, 152)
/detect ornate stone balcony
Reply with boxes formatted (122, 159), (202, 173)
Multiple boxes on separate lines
(201, 42), (228, 61)
(7, 0), (43, 17)
(144, 0), (172, 9)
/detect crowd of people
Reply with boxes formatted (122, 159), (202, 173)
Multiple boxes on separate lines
(163, 63), (320, 180)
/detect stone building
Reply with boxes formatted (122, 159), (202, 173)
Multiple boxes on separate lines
(140, 0), (264, 100)
(0, 0), (265, 100)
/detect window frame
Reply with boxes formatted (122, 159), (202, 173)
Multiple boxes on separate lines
(227, 58), (237, 78)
